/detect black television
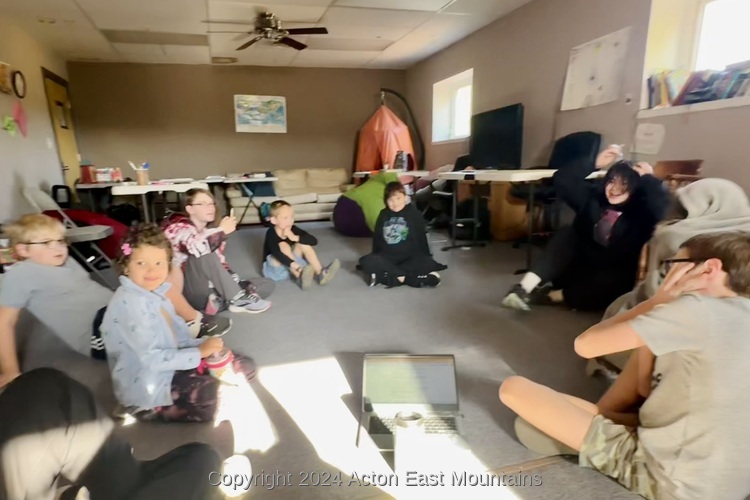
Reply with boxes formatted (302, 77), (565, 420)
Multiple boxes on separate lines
(468, 103), (524, 169)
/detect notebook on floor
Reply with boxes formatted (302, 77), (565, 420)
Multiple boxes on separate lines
(357, 354), (463, 451)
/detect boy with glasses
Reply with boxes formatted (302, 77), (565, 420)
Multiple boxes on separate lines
(162, 188), (273, 315)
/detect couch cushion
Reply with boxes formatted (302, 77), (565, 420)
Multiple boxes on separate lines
(317, 192), (342, 204)
(305, 168), (349, 189)
(273, 169), (308, 193)
(293, 202), (336, 215)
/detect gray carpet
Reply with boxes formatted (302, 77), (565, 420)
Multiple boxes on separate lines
(23, 221), (640, 499)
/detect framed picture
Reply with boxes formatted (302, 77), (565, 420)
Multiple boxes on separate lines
(234, 95), (287, 133)
(0, 62), (11, 94)
(11, 71), (26, 99)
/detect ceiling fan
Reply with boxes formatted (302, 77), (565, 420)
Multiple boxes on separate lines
(205, 11), (328, 51)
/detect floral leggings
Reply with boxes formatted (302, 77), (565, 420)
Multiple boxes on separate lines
(143, 354), (256, 423)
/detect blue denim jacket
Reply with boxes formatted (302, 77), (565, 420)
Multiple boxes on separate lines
(101, 276), (202, 410)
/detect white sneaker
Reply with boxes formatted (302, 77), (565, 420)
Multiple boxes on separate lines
(228, 292), (271, 314)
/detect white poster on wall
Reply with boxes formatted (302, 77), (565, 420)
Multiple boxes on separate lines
(634, 123), (666, 155)
(234, 95), (287, 133)
(561, 27), (632, 111)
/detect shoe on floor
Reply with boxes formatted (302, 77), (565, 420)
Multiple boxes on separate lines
(514, 416), (578, 456)
(317, 258), (340, 286)
(501, 284), (531, 311)
(298, 265), (315, 290)
(228, 293), (271, 314)
(528, 285), (561, 306)
(198, 315), (233, 338)
(368, 273), (377, 287)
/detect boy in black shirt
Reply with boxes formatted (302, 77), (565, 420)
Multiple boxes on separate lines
(359, 182), (447, 288)
(262, 200), (340, 290)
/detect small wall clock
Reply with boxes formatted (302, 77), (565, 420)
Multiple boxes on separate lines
(11, 71), (26, 99)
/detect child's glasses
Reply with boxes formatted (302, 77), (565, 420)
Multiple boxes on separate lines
(658, 258), (705, 278)
(22, 238), (67, 248)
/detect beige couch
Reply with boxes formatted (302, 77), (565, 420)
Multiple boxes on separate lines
(225, 168), (352, 225)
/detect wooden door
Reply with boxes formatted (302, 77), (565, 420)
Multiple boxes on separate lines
(43, 69), (81, 192)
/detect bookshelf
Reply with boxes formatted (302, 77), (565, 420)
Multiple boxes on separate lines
(638, 95), (750, 119)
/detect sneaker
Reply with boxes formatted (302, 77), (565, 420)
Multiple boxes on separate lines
(298, 265), (315, 290)
(409, 272), (441, 288)
(228, 293), (271, 314)
(316, 258), (340, 286)
(514, 416), (578, 456)
(501, 284), (531, 311)
(368, 273), (377, 287)
(198, 315), (233, 338)
(528, 285), (560, 306)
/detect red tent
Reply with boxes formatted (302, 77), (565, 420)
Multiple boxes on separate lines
(355, 105), (416, 172)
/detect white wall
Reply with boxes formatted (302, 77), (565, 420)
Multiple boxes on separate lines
(0, 17), (67, 222)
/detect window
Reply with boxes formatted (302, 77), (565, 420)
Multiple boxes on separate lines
(694, 0), (750, 70)
(432, 69), (473, 143)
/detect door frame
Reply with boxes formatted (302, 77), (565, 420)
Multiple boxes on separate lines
(41, 67), (80, 184)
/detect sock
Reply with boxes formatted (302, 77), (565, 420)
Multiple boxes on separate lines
(548, 289), (564, 303)
(186, 311), (204, 338)
(519, 272), (542, 293)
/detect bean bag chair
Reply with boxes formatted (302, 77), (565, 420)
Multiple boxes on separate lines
(333, 172), (399, 237)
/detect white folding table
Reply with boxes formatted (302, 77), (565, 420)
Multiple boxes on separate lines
(111, 182), (210, 223)
(203, 176), (279, 222)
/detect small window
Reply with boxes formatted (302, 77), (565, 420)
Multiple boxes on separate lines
(432, 69), (473, 143)
(694, 0), (750, 70)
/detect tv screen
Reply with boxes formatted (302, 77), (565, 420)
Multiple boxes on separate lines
(469, 103), (524, 169)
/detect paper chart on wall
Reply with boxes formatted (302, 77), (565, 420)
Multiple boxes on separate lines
(561, 27), (632, 111)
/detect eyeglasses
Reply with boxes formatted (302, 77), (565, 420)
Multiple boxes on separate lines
(22, 238), (67, 248)
(658, 258), (705, 277)
(189, 202), (217, 207)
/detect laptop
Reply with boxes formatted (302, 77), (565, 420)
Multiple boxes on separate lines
(357, 354), (462, 451)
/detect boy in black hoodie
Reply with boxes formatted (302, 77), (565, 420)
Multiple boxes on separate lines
(502, 154), (669, 312)
(359, 182), (447, 288)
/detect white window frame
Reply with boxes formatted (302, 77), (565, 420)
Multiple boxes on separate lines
(432, 69), (473, 144)
(691, 0), (750, 71)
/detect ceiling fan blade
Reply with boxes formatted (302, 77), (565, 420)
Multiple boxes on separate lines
(276, 37), (307, 50)
(286, 27), (328, 35)
(203, 19), (255, 25)
(236, 36), (264, 51)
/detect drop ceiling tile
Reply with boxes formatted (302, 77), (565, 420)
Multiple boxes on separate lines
(229, 0), (334, 5)
(321, 7), (432, 29)
(333, 0), (450, 11)
(324, 24), (411, 41)
(77, 0), (207, 34)
(208, 1), (328, 24)
(306, 37), (391, 51)
(442, 0), (531, 17)
(292, 49), (379, 67)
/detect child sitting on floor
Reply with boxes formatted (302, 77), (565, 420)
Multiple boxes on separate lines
(359, 181), (447, 287)
(101, 223), (256, 423)
(499, 231), (750, 500)
(262, 200), (340, 289)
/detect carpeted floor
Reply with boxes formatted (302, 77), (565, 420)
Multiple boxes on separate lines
(32, 221), (640, 499)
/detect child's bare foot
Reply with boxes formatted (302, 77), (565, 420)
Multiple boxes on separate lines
(316, 259), (340, 286)
(298, 265), (315, 290)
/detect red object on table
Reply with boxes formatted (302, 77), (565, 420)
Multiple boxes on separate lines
(43, 209), (127, 259)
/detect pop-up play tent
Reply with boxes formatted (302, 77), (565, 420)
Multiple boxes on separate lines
(355, 105), (416, 172)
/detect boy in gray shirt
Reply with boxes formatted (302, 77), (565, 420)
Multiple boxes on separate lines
(500, 231), (750, 500)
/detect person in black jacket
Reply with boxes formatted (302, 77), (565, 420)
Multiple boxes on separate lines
(359, 182), (447, 288)
(502, 152), (669, 312)
(262, 200), (340, 290)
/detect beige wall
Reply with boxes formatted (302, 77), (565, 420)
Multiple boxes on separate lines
(0, 17), (67, 221)
(407, 0), (652, 170)
(67, 63), (406, 180)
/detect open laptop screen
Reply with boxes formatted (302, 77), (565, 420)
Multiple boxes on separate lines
(363, 355), (458, 407)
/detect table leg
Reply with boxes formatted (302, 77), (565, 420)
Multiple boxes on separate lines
(141, 193), (151, 223)
(514, 181), (536, 274)
(442, 180), (486, 251)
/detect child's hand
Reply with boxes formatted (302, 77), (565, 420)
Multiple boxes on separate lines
(651, 262), (710, 306)
(199, 338), (224, 358)
(220, 216), (237, 235)
(284, 228), (300, 242)
(634, 162), (654, 176)
(595, 145), (623, 169)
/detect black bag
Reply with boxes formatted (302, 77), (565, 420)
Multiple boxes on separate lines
(106, 203), (141, 227)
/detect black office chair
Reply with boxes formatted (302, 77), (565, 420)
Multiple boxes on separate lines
(510, 131), (602, 239)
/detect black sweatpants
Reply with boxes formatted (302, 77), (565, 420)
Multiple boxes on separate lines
(359, 253), (441, 287)
(531, 226), (637, 311)
(0, 368), (222, 500)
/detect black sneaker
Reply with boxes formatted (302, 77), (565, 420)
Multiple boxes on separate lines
(368, 273), (377, 287)
(198, 315), (233, 338)
(501, 284), (531, 311)
(409, 272), (441, 288)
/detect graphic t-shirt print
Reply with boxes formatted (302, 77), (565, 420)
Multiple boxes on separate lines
(593, 209), (623, 246)
(383, 217), (409, 245)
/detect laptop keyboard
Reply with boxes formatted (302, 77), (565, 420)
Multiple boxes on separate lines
(370, 416), (458, 435)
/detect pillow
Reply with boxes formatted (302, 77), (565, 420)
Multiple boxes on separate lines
(306, 168), (349, 189)
(342, 172), (399, 231)
(273, 169), (307, 193)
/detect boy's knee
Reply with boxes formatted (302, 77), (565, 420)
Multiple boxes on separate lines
(499, 376), (529, 405)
